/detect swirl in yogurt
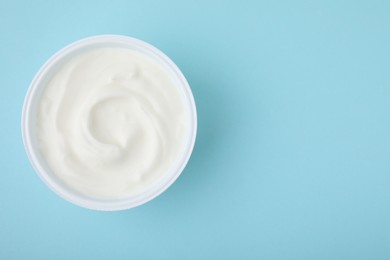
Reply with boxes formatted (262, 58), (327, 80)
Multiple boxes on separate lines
(36, 48), (187, 198)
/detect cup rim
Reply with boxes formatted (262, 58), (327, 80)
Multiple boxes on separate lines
(21, 34), (197, 211)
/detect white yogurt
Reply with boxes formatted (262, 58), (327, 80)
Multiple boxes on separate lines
(36, 47), (188, 199)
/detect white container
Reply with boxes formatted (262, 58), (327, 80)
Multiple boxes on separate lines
(21, 35), (197, 211)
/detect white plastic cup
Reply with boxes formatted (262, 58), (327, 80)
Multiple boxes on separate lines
(21, 35), (197, 211)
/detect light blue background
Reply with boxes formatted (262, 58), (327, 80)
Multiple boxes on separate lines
(1, 0), (389, 259)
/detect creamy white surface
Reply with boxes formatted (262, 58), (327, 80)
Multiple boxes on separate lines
(36, 48), (187, 198)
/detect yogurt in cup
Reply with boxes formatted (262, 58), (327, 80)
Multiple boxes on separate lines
(22, 35), (197, 211)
